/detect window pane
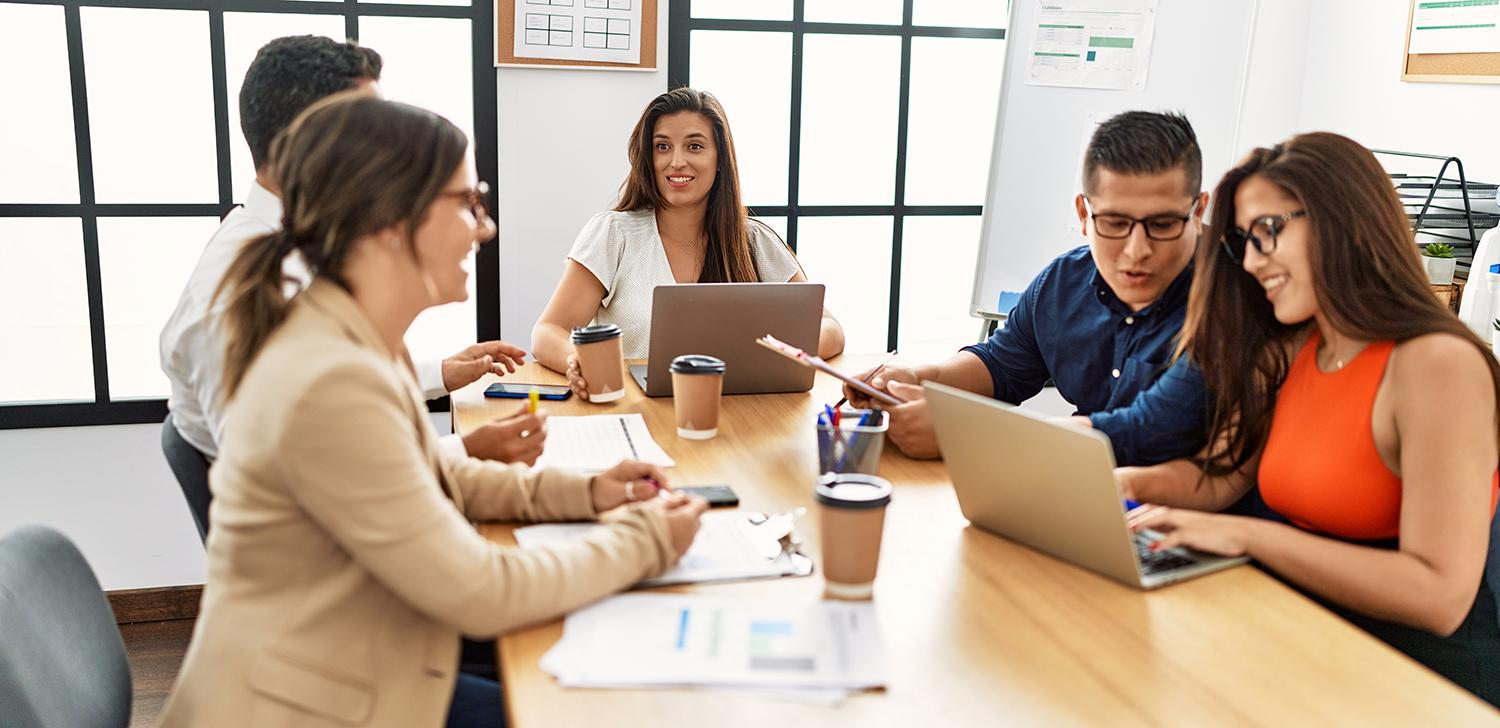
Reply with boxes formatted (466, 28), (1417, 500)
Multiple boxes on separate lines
(82, 8), (218, 204)
(0, 3), (79, 204)
(0, 219), (93, 403)
(224, 14), (347, 203)
(804, 0), (903, 25)
(358, 17), (475, 148)
(692, 0), (792, 21)
(799, 34), (900, 206)
(905, 37), (1004, 206)
(690, 30), (792, 207)
(913, 0), (1009, 28)
(359, 17), (478, 364)
(898, 216), (982, 351)
(98, 217), (221, 399)
(794, 216), (892, 352)
(753, 216), (788, 243)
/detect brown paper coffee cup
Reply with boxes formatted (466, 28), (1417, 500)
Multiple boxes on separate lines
(816, 473), (893, 600)
(670, 354), (725, 439)
(572, 325), (624, 403)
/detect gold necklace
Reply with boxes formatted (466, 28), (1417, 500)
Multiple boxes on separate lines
(1318, 340), (1357, 371)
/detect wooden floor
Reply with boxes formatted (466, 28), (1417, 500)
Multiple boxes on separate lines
(120, 619), (194, 728)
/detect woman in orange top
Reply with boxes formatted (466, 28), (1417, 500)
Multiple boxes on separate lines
(1123, 133), (1500, 703)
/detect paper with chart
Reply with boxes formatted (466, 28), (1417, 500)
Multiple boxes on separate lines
(533, 413), (674, 471)
(540, 593), (887, 691)
(514, 510), (811, 587)
(513, 0), (642, 64)
(1026, 0), (1158, 91)
(1409, 0), (1500, 55)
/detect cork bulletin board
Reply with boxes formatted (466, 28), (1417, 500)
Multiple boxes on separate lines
(497, 0), (658, 70)
(1403, 0), (1500, 84)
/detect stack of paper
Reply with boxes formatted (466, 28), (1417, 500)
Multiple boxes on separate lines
(540, 593), (887, 695)
(515, 511), (812, 587)
(533, 413), (674, 471)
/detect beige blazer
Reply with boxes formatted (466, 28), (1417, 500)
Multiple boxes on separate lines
(159, 279), (675, 727)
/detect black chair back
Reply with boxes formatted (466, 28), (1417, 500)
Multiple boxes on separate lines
(161, 413), (213, 544)
(0, 525), (132, 728)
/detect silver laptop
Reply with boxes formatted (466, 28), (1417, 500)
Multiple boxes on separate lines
(924, 381), (1247, 589)
(630, 283), (824, 397)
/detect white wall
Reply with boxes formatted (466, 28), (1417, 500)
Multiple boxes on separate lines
(495, 7), (669, 343)
(1236, 0), (1312, 154)
(1298, 0), (1500, 182)
(0, 423), (204, 591)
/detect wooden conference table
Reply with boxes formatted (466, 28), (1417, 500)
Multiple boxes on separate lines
(452, 355), (1500, 726)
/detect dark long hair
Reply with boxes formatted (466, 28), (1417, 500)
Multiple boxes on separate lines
(214, 92), (469, 400)
(1180, 132), (1500, 476)
(615, 87), (762, 283)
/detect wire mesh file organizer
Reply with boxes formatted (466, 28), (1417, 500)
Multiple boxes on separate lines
(1373, 149), (1500, 277)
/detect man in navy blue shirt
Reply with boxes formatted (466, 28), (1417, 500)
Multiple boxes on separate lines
(847, 111), (1208, 466)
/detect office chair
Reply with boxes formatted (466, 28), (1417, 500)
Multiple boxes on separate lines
(161, 413), (213, 544)
(0, 525), (132, 728)
(1489, 511), (1500, 630)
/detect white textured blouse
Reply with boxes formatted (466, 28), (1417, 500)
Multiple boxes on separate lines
(566, 209), (803, 359)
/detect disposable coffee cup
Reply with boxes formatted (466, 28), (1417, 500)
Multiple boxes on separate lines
(670, 354), (725, 439)
(571, 324), (625, 403)
(816, 473), (893, 600)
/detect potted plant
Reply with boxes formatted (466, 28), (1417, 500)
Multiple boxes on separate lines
(1492, 319), (1500, 359)
(1422, 243), (1457, 285)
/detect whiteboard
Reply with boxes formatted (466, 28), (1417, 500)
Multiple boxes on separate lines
(970, 0), (1261, 317)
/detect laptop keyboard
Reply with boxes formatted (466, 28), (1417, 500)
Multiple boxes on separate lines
(1134, 532), (1199, 574)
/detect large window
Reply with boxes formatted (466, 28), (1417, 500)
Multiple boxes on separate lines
(669, 0), (1005, 353)
(0, 0), (497, 428)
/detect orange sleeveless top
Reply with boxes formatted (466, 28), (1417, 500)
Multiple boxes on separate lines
(1259, 333), (1497, 540)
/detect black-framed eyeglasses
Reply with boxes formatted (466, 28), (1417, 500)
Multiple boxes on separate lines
(1220, 210), (1307, 261)
(1083, 197), (1201, 241)
(443, 181), (491, 221)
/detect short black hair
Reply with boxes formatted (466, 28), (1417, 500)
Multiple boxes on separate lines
(1082, 111), (1201, 196)
(240, 35), (382, 171)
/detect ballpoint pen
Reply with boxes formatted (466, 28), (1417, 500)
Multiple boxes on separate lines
(834, 351), (897, 410)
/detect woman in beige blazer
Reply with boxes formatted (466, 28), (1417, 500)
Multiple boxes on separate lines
(158, 93), (706, 728)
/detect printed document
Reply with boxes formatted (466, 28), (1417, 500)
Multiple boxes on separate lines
(540, 593), (887, 691)
(1409, 0), (1500, 55)
(515, 510), (810, 587)
(533, 413), (674, 471)
(1026, 0), (1159, 91)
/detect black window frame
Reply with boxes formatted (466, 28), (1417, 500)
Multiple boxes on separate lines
(0, 0), (499, 429)
(667, 0), (1004, 351)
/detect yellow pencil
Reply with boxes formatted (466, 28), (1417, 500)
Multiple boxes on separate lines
(527, 386), (540, 414)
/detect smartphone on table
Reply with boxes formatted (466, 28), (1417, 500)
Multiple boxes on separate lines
(484, 383), (572, 400)
(675, 485), (740, 508)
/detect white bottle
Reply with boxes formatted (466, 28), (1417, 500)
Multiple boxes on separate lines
(1459, 228), (1500, 337)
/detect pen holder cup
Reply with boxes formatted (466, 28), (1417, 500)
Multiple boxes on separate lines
(816, 409), (890, 476)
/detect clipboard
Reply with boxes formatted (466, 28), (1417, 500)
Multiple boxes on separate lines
(756, 335), (904, 408)
(513, 509), (813, 588)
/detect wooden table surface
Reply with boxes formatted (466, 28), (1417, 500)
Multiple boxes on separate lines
(452, 356), (1500, 727)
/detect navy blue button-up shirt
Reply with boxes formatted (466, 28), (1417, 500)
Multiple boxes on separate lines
(960, 245), (1207, 465)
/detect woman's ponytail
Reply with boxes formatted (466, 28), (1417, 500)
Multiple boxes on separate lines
(213, 228), (296, 402)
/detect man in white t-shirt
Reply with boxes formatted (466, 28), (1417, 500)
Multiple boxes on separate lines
(160, 35), (542, 468)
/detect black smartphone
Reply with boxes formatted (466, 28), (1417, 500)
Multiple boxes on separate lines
(675, 485), (739, 508)
(484, 383), (572, 400)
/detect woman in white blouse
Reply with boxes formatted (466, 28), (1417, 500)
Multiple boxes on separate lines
(532, 87), (845, 398)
